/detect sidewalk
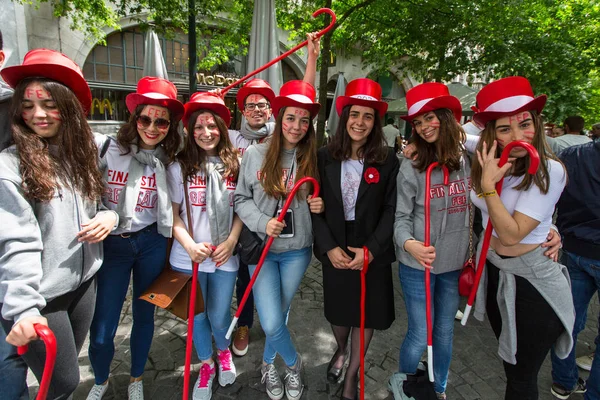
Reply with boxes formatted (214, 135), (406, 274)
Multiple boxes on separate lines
(29, 258), (596, 399)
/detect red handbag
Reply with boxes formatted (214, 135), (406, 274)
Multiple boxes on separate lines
(459, 200), (475, 297)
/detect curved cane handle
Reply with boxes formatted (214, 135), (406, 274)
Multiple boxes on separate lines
(498, 140), (540, 173)
(18, 324), (56, 400)
(277, 176), (320, 219)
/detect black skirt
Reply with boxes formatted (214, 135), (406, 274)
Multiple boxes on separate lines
(322, 221), (395, 330)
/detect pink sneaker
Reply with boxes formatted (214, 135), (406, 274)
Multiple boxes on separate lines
(217, 349), (237, 386)
(193, 363), (216, 400)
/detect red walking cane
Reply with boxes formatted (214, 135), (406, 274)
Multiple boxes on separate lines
(17, 324), (57, 400)
(359, 246), (369, 400)
(424, 162), (449, 382)
(219, 8), (336, 96)
(183, 261), (200, 400)
(461, 140), (540, 325)
(226, 176), (320, 339)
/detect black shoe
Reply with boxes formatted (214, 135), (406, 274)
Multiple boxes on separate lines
(327, 349), (347, 383)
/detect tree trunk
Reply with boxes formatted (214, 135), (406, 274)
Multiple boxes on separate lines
(316, 0), (333, 148)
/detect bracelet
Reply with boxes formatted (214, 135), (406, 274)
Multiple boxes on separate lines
(477, 190), (497, 198)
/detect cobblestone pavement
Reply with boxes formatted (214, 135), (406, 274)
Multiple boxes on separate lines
(28, 258), (597, 399)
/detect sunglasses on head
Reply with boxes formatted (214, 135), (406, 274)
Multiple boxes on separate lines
(136, 115), (171, 130)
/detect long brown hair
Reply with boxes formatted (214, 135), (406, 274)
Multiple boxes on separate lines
(471, 110), (560, 194)
(10, 77), (104, 201)
(117, 104), (180, 163)
(327, 105), (388, 164)
(411, 108), (465, 173)
(260, 107), (317, 198)
(178, 109), (239, 182)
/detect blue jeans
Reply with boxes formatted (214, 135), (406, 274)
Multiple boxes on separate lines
(0, 322), (28, 400)
(172, 266), (237, 360)
(398, 263), (460, 393)
(88, 224), (167, 383)
(551, 250), (600, 400)
(249, 247), (311, 366)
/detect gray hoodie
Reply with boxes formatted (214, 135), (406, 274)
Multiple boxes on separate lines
(394, 156), (472, 274)
(0, 146), (117, 323)
(0, 80), (13, 152)
(234, 143), (313, 253)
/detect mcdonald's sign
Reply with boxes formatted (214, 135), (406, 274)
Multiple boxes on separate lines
(91, 98), (114, 116)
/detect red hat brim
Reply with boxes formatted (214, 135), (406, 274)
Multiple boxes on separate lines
(336, 96), (388, 117)
(126, 93), (185, 123)
(473, 95), (547, 126)
(183, 102), (231, 128)
(1, 63), (92, 113)
(236, 86), (276, 111)
(400, 95), (462, 123)
(271, 97), (320, 120)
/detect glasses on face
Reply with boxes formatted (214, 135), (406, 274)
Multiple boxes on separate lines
(244, 102), (270, 111)
(136, 115), (170, 130)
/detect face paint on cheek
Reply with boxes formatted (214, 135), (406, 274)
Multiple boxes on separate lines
(496, 138), (506, 146)
(301, 124), (309, 134)
(282, 123), (290, 132)
(523, 131), (535, 141)
(47, 110), (61, 121)
(429, 121), (440, 128)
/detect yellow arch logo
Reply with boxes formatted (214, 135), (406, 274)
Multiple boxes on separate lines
(91, 98), (114, 116)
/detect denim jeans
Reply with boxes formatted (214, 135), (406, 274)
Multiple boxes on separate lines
(398, 263), (460, 394)
(236, 261), (255, 328)
(551, 250), (600, 400)
(88, 224), (167, 383)
(0, 319), (30, 400)
(249, 247), (311, 366)
(172, 266), (237, 360)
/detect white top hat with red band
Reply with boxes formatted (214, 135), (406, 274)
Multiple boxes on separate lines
(271, 80), (320, 118)
(401, 82), (462, 122)
(472, 76), (547, 126)
(336, 78), (388, 117)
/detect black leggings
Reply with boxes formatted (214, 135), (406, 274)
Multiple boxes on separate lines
(486, 259), (564, 400)
(1, 278), (96, 400)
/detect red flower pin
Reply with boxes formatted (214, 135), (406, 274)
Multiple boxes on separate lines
(364, 167), (380, 184)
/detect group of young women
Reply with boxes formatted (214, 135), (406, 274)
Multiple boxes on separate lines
(0, 45), (574, 400)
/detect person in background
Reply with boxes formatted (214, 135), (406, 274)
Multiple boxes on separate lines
(590, 122), (600, 141)
(382, 117), (400, 149)
(228, 33), (320, 357)
(547, 115), (591, 153)
(0, 48), (117, 399)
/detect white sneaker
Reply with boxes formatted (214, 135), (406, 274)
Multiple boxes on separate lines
(217, 349), (237, 386)
(128, 380), (144, 400)
(86, 382), (109, 400)
(576, 353), (594, 371)
(193, 362), (216, 400)
(261, 363), (284, 400)
(284, 355), (304, 400)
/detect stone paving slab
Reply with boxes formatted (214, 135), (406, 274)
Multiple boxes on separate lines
(28, 258), (596, 399)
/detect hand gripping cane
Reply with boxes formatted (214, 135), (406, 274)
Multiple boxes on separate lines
(461, 141), (540, 325)
(226, 176), (320, 339)
(424, 162), (449, 382)
(360, 246), (369, 400)
(219, 8), (336, 96)
(17, 324), (57, 400)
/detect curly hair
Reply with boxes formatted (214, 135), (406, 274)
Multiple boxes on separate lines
(327, 104), (388, 164)
(177, 109), (239, 182)
(117, 104), (180, 163)
(410, 108), (465, 173)
(471, 110), (561, 194)
(260, 107), (318, 198)
(10, 78), (104, 201)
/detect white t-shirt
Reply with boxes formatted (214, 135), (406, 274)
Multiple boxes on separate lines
(167, 161), (239, 273)
(341, 159), (363, 221)
(102, 140), (159, 235)
(471, 159), (566, 244)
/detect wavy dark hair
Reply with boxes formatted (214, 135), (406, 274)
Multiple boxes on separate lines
(471, 110), (561, 194)
(327, 104), (388, 164)
(410, 108), (465, 173)
(117, 104), (180, 163)
(260, 107), (317, 198)
(10, 77), (104, 201)
(178, 109), (239, 182)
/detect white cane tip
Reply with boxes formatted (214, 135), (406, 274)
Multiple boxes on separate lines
(225, 317), (238, 340)
(461, 305), (472, 326)
(427, 347), (434, 382)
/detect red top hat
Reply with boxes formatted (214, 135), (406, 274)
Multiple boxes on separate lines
(183, 92), (231, 127)
(472, 76), (547, 126)
(126, 77), (185, 123)
(401, 82), (462, 122)
(336, 78), (388, 117)
(1, 48), (92, 112)
(271, 80), (320, 118)
(236, 78), (276, 111)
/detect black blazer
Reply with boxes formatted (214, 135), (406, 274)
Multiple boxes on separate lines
(312, 146), (399, 266)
